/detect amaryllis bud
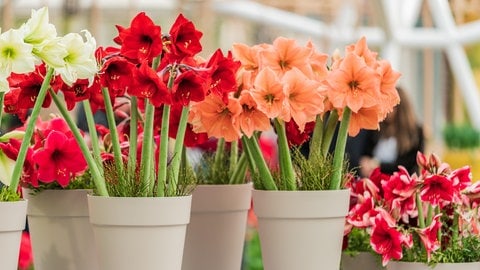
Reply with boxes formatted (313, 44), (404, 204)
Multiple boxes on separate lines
(429, 153), (442, 170)
(416, 151), (427, 169)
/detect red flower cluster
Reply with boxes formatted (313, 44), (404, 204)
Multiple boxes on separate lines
(345, 152), (480, 266)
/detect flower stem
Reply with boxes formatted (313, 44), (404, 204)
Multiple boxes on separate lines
(0, 92), (4, 131)
(156, 104), (170, 197)
(8, 67), (54, 193)
(214, 138), (225, 177)
(415, 193), (425, 228)
(321, 110), (339, 159)
(140, 100), (155, 196)
(229, 152), (247, 184)
(274, 118), (296, 190)
(49, 88), (109, 196)
(451, 210), (459, 246)
(168, 105), (189, 196)
(309, 114), (324, 160)
(329, 108), (350, 190)
(82, 100), (103, 172)
(229, 140), (238, 177)
(243, 135), (277, 190)
(127, 96), (138, 182)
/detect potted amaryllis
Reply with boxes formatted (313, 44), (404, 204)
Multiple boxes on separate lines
(346, 152), (480, 270)
(189, 36), (401, 269)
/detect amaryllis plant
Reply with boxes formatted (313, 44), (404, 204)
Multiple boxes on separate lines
(1, 8), (239, 197)
(345, 152), (480, 266)
(190, 36), (401, 190)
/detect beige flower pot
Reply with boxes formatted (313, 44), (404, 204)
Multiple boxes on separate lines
(88, 195), (192, 270)
(0, 200), (27, 270)
(388, 261), (480, 270)
(23, 189), (98, 270)
(341, 252), (385, 270)
(252, 189), (350, 270)
(182, 183), (252, 270)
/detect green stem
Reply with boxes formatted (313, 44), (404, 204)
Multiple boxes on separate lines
(214, 138), (225, 178)
(426, 204), (434, 226)
(229, 152), (247, 184)
(168, 105), (189, 196)
(309, 114), (324, 160)
(229, 140), (238, 177)
(0, 92), (4, 131)
(8, 67), (54, 193)
(274, 119), (296, 190)
(49, 88), (108, 196)
(451, 210), (459, 246)
(140, 100), (155, 196)
(101, 87), (124, 180)
(243, 135), (277, 190)
(127, 96), (138, 182)
(241, 136), (257, 174)
(156, 104), (170, 197)
(321, 110), (339, 159)
(329, 108), (350, 190)
(415, 193), (425, 228)
(82, 100), (102, 172)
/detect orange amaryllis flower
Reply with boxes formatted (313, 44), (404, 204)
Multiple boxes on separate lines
(345, 105), (382, 136)
(191, 94), (242, 142)
(306, 41), (329, 81)
(280, 68), (324, 132)
(377, 60), (401, 117)
(250, 67), (286, 119)
(326, 51), (381, 113)
(260, 37), (312, 77)
(346, 36), (378, 68)
(238, 90), (271, 137)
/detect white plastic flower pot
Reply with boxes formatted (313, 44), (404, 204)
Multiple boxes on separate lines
(0, 200), (27, 270)
(387, 261), (480, 270)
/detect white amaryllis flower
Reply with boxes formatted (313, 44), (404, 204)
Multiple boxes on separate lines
(0, 28), (36, 75)
(0, 151), (15, 186)
(20, 7), (66, 68)
(0, 73), (8, 93)
(55, 30), (98, 86)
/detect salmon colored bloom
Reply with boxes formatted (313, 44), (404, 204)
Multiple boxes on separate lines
(238, 91), (271, 137)
(191, 94), (242, 142)
(345, 105), (382, 136)
(326, 52), (381, 113)
(259, 37), (312, 77)
(346, 36), (378, 68)
(250, 67), (286, 119)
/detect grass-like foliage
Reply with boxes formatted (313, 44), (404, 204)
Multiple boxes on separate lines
(195, 151), (231, 185)
(430, 236), (480, 264)
(0, 185), (21, 201)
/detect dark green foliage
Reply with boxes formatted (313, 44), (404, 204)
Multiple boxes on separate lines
(443, 123), (480, 149)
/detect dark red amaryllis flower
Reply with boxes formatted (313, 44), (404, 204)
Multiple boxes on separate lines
(368, 167), (390, 199)
(114, 12), (163, 64)
(371, 211), (411, 266)
(32, 130), (87, 187)
(167, 14), (203, 59)
(128, 61), (171, 106)
(420, 174), (454, 206)
(99, 54), (136, 97)
(3, 88), (29, 121)
(285, 120), (315, 147)
(0, 139), (37, 189)
(204, 49), (240, 103)
(171, 69), (208, 106)
(59, 78), (102, 111)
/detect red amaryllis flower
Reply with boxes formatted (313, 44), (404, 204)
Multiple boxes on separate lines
(449, 166), (472, 193)
(417, 214), (441, 260)
(204, 49), (241, 103)
(59, 78), (102, 111)
(114, 12), (163, 63)
(18, 231), (33, 270)
(371, 211), (411, 266)
(285, 120), (315, 147)
(382, 166), (417, 217)
(420, 174), (454, 206)
(368, 167), (389, 199)
(172, 69), (208, 106)
(347, 192), (377, 228)
(99, 53), (136, 97)
(3, 88), (29, 121)
(0, 139), (37, 188)
(128, 61), (171, 106)
(168, 13), (203, 59)
(32, 130), (87, 187)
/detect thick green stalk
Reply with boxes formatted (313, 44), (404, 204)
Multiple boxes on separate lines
(8, 67), (54, 193)
(415, 193), (426, 228)
(308, 114), (324, 160)
(168, 105), (189, 196)
(101, 87), (124, 180)
(321, 110), (339, 159)
(451, 210), (459, 247)
(229, 152), (248, 184)
(426, 204), (434, 226)
(241, 136), (257, 174)
(127, 96), (138, 182)
(82, 100), (103, 172)
(229, 140), (239, 177)
(140, 100), (155, 196)
(156, 104), (170, 197)
(243, 135), (277, 190)
(274, 119), (296, 190)
(49, 88), (109, 196)
(329, 107), (351, 190)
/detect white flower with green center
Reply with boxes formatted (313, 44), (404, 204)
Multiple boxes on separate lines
(0, 74), (8, 93)
(55, 30), (98, 86)
(0, 28), (36, 75)
(0, 151), (15, 186)
(20, 7), (66, 68)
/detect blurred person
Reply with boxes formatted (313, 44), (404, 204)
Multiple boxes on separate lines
(359, 86), (424, 177)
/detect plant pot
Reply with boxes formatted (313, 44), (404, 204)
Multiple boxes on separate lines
(182, 183), (252, 270)
(252, 189), (350, 270)
(23, 189), (98, 270)
(341, 252), (385, 270)
(0, 200), (27, 270)
(88, 195), (192, 270)
(387, 261), (480, 269)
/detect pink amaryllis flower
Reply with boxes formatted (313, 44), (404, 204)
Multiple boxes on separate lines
(371, 210), (412, 266)
(416, 214), (442, 260)
(420, 174), (454, 206)
(382, 166), (417, 218)
(32, 130), (87, 187)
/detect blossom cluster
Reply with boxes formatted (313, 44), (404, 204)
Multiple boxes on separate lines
(346, 152), (480, 266)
